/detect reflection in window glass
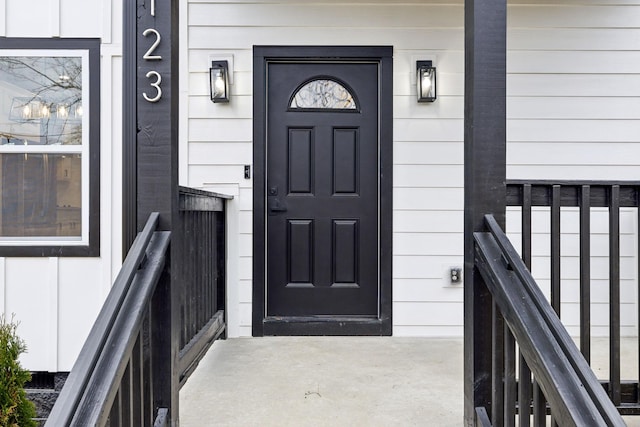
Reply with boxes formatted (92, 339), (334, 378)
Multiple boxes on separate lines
(290, 79), (357, 110)
(0, 56), (83, 146)
(0, 154), (81, 239)
(0, 53), (86, 242)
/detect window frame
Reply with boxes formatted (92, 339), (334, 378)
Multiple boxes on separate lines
(0, 38), (100, 257)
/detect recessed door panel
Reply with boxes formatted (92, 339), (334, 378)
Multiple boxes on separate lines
(288, 219), (313, 285)
(288, 128), (314, 195)
(333, 129), (358, 195)
(333, 219), (358, 285)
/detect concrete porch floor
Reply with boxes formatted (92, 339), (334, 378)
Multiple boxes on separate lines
(179, 337), (464, 426)
(179, 337), (640, 426)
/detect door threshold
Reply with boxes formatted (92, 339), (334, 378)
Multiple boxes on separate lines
(262, 316), (391, 336)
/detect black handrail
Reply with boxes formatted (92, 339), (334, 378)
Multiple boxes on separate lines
(474, 214), (625, 426)
(46, 212), (164, 426)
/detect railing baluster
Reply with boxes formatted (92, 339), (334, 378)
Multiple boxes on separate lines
(580, 185), (591, 363)
(121, 359), (133, 427)
(525, 185), (547, 427)
(522, 184), (532, 268)
(551, 185), (561, 316)
(638, 191), (640, 397)
(109, 389), (122, 427)
(532, 379), (546, 427)
(132, 332), (143, 427)
(609, 185), (621, 406)
(519, 184), (533, 427)
(198, 210), (202, 331)
(217, 209), (226, 313)
(492, 302), (505, 427)
(203, 210), (209, 325)
(144, 308), (153, 427)
(212, 211), (218, 316)
(519, 356), (532, 427)
(504, 326), (516, 426)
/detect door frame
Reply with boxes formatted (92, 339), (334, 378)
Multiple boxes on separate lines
(252, 46), (393, 336)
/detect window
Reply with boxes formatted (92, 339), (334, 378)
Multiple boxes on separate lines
(289, 78), (358, 111)
(0, 38), (99, 256)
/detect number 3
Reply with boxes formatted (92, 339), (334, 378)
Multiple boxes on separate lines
(143, 71), (162, 103)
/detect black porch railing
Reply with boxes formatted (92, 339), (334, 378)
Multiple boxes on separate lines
(46, 187), (230, 426)
(474, 214), (624, 426)
(176, 186), (230, 384)
(507, 180), (640, 414)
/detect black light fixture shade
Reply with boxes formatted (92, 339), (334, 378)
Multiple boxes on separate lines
(417, 60), (436, 102)
(210, 60), (230, 103)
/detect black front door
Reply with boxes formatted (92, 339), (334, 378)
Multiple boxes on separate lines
(253, 46), (393, 336)
(266, 61), (379, 317)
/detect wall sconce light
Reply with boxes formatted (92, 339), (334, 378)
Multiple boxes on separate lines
(417, 60), (436, 102)
(210, 60), (230, 103)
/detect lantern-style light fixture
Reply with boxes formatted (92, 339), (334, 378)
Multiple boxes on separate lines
(209, 60), (230, 103)
(417, 60), (436, 103)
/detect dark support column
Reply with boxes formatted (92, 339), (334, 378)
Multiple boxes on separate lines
(463, 0), (507, 424)
(136, 0), (178, 232)
(133, 0), (180, 424)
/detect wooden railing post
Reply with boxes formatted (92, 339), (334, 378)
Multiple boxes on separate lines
(463, 0), (507, 424)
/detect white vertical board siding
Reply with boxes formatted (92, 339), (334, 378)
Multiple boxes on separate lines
(186, 0), (640, 337)
(1, 0), (123, 370)
(4, 259), (54, 370)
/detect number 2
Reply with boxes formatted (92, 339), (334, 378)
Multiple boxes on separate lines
(143, 28), (162, 60)
(143, 71), (162, 103)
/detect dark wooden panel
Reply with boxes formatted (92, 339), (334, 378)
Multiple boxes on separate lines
(333, 128), (358, 195)
(288, 128), (313, 194)
(333, 220), (358, 284)
(288, 220), (313, 284)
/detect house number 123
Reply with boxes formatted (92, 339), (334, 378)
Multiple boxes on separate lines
(142, 1), (162, 103)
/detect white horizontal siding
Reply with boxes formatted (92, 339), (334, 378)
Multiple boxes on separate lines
(185, 0), (640, 338)
(188, 3), (463, 28)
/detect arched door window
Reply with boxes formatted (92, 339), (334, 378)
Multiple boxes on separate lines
(289, 78), (359, 111)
